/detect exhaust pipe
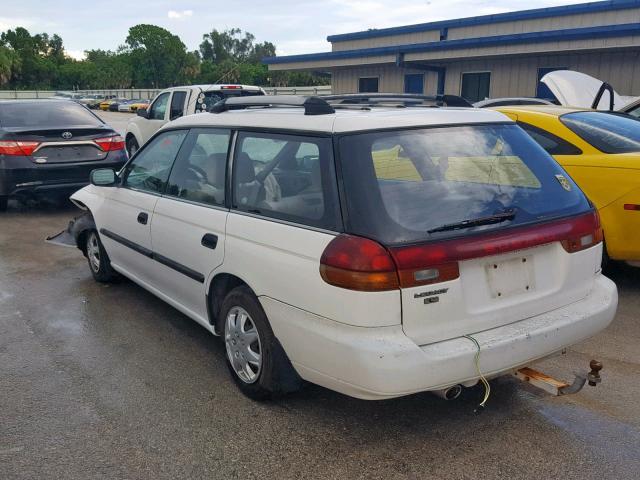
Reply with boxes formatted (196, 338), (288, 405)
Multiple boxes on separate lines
(431, 384), (463, 400)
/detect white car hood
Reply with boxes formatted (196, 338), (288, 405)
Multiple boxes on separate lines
(540, 70), (638, 110)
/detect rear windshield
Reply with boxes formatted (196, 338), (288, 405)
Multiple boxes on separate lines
(203, 89), (264, 111)
(560, 111), (640, 154)
(338, 124), (591, 245)
(0, 101), (103, 128)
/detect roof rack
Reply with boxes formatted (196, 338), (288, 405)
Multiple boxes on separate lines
(322, 93), (473, 108)
(209, 95), (335, 115)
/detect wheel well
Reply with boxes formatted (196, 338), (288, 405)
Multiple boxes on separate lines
(208, 273), (250, 334)
(125, 133), (137, 144)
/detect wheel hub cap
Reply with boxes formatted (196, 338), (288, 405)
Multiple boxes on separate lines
(225, 306), (262, 384)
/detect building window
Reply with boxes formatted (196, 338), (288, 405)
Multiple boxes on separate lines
(359, 77), (379, 93)
(537, 67), (567, 100)
(404, 74), (424, 94)
(461, 72), (491, 103)
(439, 27), (448, 41)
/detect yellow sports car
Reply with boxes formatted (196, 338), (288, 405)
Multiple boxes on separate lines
(494, 105), (640, 265)
(128, 101), (149, 112)
(99, 99), (116, 111)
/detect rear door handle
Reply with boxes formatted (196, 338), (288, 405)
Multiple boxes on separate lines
(137, 212), (148, 225)
(201, 233), (218, 249)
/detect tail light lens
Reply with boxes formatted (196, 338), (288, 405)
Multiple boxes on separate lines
(559, 210), (603, 253)
(320, 235), (399, 291)
(320, 211), (602, 291)
(0, 141), (40, 156)
(94, 135), (125, 152)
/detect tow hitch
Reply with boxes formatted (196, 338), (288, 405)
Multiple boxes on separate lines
(514, 360), (603, 396)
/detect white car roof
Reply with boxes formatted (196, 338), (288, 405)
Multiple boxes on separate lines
(165, 106), (511, 134)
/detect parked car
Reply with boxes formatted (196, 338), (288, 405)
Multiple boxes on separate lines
(118, 99), (143, 113)
(99, 98), (124, 111)
(493, 105), (640, 267)
(127, 100), (149, 113)
(108, 98), (129, 112)
(474, 97), (553, 108)
(51, 95), (616, 401)
(125, 84), (265, 157)
(0, 99), (127, 211)
(540, 70), (639, 112)
(87, 95), (116, 110)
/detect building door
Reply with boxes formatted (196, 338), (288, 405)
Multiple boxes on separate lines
(404, 74), (424, 94)
(537, 67), (567, 99)
(461, 72), (491, 102)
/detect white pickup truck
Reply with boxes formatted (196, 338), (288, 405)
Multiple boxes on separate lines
(125, 84), (265, 157)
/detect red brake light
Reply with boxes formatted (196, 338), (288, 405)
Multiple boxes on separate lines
(94, 135), (125, 152)
(320, 235), (399, 291)
(320, 212), (602, 291)
(0, 140), (40, 156)
(221, 85), (242, 89)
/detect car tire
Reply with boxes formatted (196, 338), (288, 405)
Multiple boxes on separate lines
(85, 229), (117, 283)
(220, 286), (302, 400)
(126, 137), (139, 158)
(0, 196), (7, 212)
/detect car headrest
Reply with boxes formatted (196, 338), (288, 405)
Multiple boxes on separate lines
(235, 152), (256, 183)
(206, 153), (227, 188)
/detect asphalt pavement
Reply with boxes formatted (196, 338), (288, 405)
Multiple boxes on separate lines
(1, 110), (639, 479)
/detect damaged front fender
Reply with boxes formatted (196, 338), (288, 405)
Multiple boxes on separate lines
(45, 212), (96, 254)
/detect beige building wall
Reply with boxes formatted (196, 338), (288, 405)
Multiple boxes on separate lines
(330, 7), (640, 52)
(330, 50), (640, 97)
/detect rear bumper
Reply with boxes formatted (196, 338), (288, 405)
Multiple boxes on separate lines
(0, 154), (126, 196)
(262, 274), (617, 400)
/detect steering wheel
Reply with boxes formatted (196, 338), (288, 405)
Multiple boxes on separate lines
(186, 165), (208, 183)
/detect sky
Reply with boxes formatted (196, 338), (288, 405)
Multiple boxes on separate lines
(1, 0), (588, 59)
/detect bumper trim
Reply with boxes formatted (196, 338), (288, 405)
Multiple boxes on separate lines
(262, 274), (618, 400)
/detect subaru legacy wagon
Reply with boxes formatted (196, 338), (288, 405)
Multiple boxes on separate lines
(52, 95), (617, 401)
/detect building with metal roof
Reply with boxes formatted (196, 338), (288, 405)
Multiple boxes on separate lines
(264, 0), (640, 102)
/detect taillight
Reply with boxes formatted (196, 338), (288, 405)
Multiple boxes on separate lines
(559, 210), (603, 253)
(320, 235), (399, 291)
(320, 211), (603, 291)
(0, 140), (40, 156)
(94, 135), (125, 152)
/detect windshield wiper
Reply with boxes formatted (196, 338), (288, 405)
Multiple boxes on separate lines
(427, 209), (516, 234)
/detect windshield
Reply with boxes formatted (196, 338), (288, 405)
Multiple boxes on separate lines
(338, 124), (591, 245)
(202, 89), (264, 112)
(560, 111), (640, 153)
(0, 101), (104, 128)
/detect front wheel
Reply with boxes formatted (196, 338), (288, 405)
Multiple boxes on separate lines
(126, 136), (139, 158)
(85, 230), (117, 282)
(221, 286), (302, 400)
(0, 196), (7, 212)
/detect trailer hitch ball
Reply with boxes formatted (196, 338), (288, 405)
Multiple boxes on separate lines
(588, 360), (603, 387)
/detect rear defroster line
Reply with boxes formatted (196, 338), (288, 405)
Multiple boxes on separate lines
(463, 334), (491, 413)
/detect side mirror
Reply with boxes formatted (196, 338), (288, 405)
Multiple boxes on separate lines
(90, 168), (117, 187)
(137, 108), (148, 118)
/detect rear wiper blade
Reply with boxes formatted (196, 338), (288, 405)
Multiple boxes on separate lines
(427, 209), (516, 234)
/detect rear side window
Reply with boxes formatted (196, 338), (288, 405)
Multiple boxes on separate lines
(169, 91), (187, 120)
(124, 130), (187, 194)
(560, 111), (640, 153)
(518, 122), (581, 155)
(338, 124), (591, 245)
(232, 132), (340, 230)
(0, 101), (103, 128)
(166, 128), (230, 206)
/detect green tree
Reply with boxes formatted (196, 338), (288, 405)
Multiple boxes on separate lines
(125, 24), (194, 87)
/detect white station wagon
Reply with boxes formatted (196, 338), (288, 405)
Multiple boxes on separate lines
(52, 95), (617, 402)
